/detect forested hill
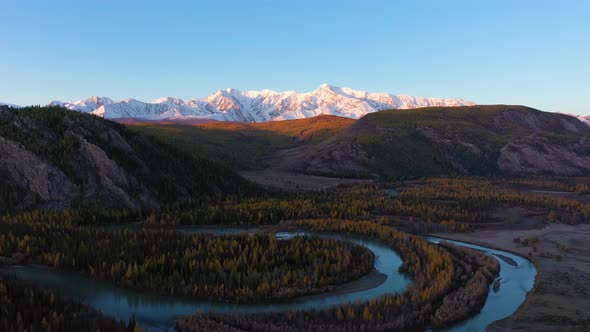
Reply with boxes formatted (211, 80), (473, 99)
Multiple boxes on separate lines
(131, 105), (590, 179)
(0, 106), (257, 213)
(263, 105), (590, 178)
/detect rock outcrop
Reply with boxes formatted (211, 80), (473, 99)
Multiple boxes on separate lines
(0, 106), (254, 213)
(262, 105), (590, 178)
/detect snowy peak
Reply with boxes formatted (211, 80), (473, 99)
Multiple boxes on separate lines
(568, 114), (590, 126)
(317, 83), (336, 92)
(151, 97), (185, 105)
(88, 96), (114, 104)
(47, 84), (476, 122)
(49, 96), (114, 113)
(0, 102), (21, 108)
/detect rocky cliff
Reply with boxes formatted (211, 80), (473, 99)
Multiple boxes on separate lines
(0, 106), (254, 213)
(261, 105), (590, 178)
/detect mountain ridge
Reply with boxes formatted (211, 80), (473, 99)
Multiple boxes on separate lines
(5, 88), (588, 126)
(46, 84), (475, 122)
(0, 102), (21, 108)
(130, 105), (590, 178)
(569, 114), (590, 126)
(0, 106), (258, 213)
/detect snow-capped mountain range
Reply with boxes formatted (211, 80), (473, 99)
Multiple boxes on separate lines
(570, 114), (590, 126)
(0, 102), (22, 108)
(46, 84), (476, 122)
(4, 86), (589, 125)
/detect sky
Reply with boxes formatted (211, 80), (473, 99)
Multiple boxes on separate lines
(1, 0), (589, 115)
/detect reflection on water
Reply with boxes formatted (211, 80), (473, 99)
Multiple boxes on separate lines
(0, 231), (411, 331)
(0, 228), (535, 332)
(385, 189), (401, 197)
(427, 237), (536, 332)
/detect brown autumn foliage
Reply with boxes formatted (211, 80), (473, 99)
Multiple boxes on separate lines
(177, 219), (500, 331)
(0, 218), (374, 303)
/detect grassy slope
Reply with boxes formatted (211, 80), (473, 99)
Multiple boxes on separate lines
(128, 105), (589, 179)
(354, 106), (505, 178)
(353, 105), (589, 178)
(130, 115), (355, 169)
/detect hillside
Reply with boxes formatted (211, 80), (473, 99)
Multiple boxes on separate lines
(131, 115), (355, 169)
(0, 106), (256, 213)
(131, 105), (590, 179)
(277, 105), (590, 178)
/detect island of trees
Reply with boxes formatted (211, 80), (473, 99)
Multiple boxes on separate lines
(0, 217), (374, 303)
(176, 219), (500, 331)
(2, 107), (588, 330)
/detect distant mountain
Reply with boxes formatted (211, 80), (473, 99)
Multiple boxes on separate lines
(0, 106), (256, 213)
(0, 102), (21, 108)
(47, 84), (475, 122)
(570, 114), (590, 126)
(50, 96), (113, 113)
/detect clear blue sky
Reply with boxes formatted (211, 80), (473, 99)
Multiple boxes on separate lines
(1, 0), (589, 115)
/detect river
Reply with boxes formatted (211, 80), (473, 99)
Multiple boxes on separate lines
(0, 228), (535, 331)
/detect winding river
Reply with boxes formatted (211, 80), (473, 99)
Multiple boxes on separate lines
(0, 228), (536, 331)
(426, 237), (536, 332)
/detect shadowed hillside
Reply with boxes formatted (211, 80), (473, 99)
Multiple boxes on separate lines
(131, 115), (355, 169)
(0, 106), (258, 213)
(130, 106), (590, 179)
(258, 106), (590, 178)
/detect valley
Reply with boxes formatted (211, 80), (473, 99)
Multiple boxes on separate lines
(129, 105), (590, 180)
(0, 106), (589, 331)
(3, 2), (589, 331)
(432, 223), (590, 331)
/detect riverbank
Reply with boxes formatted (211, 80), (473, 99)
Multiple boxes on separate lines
(0, 232), (410, 331)
(430, 223), (590, 331)
(1, 222), (537, 331)
(176, 221), (508, 332)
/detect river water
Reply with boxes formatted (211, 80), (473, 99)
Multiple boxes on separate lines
(0, 228), (535, 331)
(426, 237), (536, 332)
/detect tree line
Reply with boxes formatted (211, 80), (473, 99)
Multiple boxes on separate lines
(0, 219), (373, 303)
(0, 274), (135, 332)
(142, 178), (589, 229)
(177, 219), (500, 331)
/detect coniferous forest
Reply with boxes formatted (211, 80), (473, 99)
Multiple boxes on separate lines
(0, 274), (135, 332)
(3, 2), (590, 330)
(0, 217), (374, 302)
(1, 107), (589, 331)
